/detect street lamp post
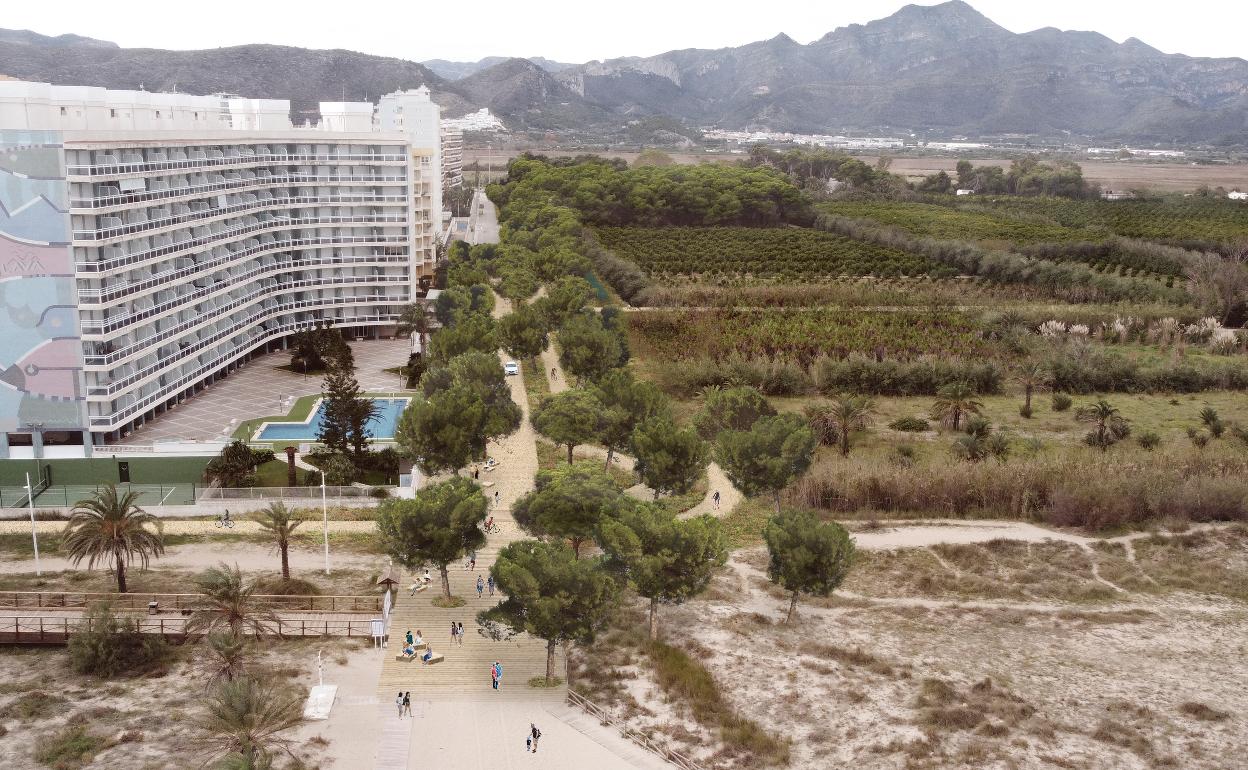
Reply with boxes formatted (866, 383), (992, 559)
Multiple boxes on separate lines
(24, 473), (40, 577)
(321, 472), (330, 576)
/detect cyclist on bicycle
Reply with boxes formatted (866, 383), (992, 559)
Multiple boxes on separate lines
(483, 516), (494, 532)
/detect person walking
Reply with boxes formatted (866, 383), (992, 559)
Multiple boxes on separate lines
(474, 467), (479, 480)
(487, 574), (495, 596)
(469, 552), (477, 571)
(450, 621), (457, 644)
(403, 692), (412, 717)
(493, 490), (500, 507)
(395, 691), (404, 718)
(530, 723), (541, 753)
(712, 489), (721, 509)
(491, 661), (503, 690)
(456, 621), (465, 645)
(551, 367), (558, 380)
(476, 575), (485, 599)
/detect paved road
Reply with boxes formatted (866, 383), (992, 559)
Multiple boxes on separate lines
(468, 188), (499, 245)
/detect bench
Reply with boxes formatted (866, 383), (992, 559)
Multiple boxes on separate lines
(422, 653), (445, 665)
(394, 643), (428, 662)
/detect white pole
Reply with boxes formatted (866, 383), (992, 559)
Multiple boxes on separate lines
(321, 473), (330, 576)
(25, 473), (40, 577)
(317, 649), (324, 687)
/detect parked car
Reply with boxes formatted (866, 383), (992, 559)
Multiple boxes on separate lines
(504, 361), (519, 376)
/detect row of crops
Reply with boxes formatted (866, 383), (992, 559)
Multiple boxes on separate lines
(967, 196), (1248, 244)
(595, 226), (956, 280)
(817, 200), (1105, 244)
(627, 309), (998, 367)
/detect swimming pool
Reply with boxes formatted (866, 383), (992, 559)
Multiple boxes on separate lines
(255, 398), (410, 442)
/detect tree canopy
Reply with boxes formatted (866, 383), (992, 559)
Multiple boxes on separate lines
(597, 503), (726, 639)
(558, 311), (626, 384)
(715, 414), (817, 512)
(512, 464), (623, 558)
(480, 540), (619, 684)
(693, 385), (777, 440)
(532, 389), (607, 465)
(592, 368), (671, 468)
(631, 417), (708, 499)
(763, 509), (856, 623)
(376, 477), (488, 598)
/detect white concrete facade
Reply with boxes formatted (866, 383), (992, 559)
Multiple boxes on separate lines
(376, 87), (443, 220)
(0, 81), (443, 453)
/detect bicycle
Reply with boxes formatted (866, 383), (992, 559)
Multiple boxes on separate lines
(214, 511), (235, 529)
(483, 521), (501, 535)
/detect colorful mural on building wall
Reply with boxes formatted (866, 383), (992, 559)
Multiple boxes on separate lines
(0, 130), (87, 434)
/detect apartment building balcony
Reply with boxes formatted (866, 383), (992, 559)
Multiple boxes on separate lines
(77, 250), (410, 307)
(71, 173), (409, 210)
(76, 223), (410, 276)
(82, 272), (412, 365)
(71, 193), (408, 241)
(66, 151), (408, 179)
(86, 310), (401, 431)
(86, 292), (406, 399)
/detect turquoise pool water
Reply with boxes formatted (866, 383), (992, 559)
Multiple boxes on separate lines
(256, 398), (410, 441)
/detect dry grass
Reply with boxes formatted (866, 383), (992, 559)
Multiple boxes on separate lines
(845, 540), (1117, 602)
(1180, 701), (1230, 722)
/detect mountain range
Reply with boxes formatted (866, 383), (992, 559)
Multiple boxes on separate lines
(1, 2), (1245, 143)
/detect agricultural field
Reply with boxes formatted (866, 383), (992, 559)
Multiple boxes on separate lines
(596, 225), (950, 280)
(817, 200), (1103, 244)
(627, 309), (998, 367)
(970, 196), (1248, 245)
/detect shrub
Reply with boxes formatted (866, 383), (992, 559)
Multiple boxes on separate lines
(1179, 701), (1229, 721)
(370, 487), (391, 499)
(34, 725), (105, 769)
(67, 605), (170, 679)
(0, 691), (67, 720)
(1137, 431), (1161, 450)
(1051, 393), (1072, 412)
(320, 454), (357, 486)
(1018, 404), (1033, 419)
(888, 417), (931, 432)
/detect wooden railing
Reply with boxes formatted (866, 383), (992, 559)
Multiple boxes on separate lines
(0, 591), (382, 613)
(0, 615), (378, 644)
(566, 690), (707, 770)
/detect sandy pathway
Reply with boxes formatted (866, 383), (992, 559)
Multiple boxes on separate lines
(0, 541), (382, 575)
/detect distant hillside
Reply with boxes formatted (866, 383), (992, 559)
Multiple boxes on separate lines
(423, 56), (576, 80)
(4, 1), (1247, 142)
(555, 1), (1248, 143)
(0, 31), (470, 122)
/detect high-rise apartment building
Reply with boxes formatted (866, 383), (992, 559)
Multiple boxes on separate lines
(0, 81), (441, 458)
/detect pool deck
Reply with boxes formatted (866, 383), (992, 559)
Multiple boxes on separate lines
(113, 339), (413, 446)
(254, 396), (411, 442)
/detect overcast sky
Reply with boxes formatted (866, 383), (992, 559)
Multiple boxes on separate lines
(8, 0), (1245, 63)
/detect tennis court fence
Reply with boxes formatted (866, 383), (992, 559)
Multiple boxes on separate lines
(0, 482), (196, 509)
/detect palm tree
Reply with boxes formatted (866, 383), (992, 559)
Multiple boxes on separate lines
(62, 485), (164, 593)
(396, 300), (432, 354)
(252, 503), (302, 581)
(192, 677), (304, 768)
(1014, 362), (1048, 417)
(200, 632), (253, 685)
(1075, 400), (1131, 450)
(187, 563), (282, 640)
(930, 383), (984, 431)
(826, 395), (877, 457)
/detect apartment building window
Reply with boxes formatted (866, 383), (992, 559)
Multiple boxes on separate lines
(110, 109), (117, 118)
(59, 106), (67, 116)
(156, 111), (162, 118)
